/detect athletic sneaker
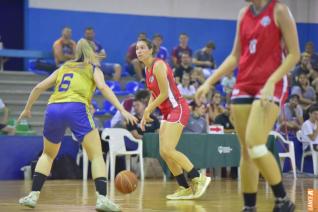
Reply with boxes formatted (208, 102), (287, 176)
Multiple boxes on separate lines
(273, 197), (295, 212)
(242, 206), (257, 212)
(191, 174), (211, 199)
(19, 191), (40, 208)
(95, 192), (121, 212)
(166, 186), (194, 200)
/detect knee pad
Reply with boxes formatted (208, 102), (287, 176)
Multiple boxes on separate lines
(248, 144), (268, 159)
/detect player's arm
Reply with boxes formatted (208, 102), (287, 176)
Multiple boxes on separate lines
(267, 3), (300, 85)
(18, 70), (59, 121)
(146, 61), (169, 113)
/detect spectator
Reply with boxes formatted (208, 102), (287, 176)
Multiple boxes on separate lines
(174, 52), (194, 84)
(53, 27), (76, 66)
(152, 34), (169, 62)
(177, 73), (196, 102)
(304, 41), (318, 71)
(126, 97), (160, 140)
(277, 94), (303, 134)
(221, 72), (236, 103)
(126, 32), (147, 81)
(0, 98), (15, 135)
(291, 52), (316, 85)
(84, 27), (122, 81)
(291, 72), (316, 110)
(207, 92), (224, 124)
(193, 41), (216, 78)
(301, 105), (318, 151)
(214, 104), (234, 133)
(184, 101), (208, 133)
(171, 33), (192, 68)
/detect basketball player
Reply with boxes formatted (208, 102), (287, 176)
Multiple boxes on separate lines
(136, 38), (211, 200)
(196, 0), (299, 211)
(18, 39), (137, 212)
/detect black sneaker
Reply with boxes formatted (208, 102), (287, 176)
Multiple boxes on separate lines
(242, 206), (256, 212)
(273, 198), (295, 212)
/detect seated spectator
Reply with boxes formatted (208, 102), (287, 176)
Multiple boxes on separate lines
(291, 72), (316, 110)
(85, 27), (122, 81)
(0, 98), (15, 135)
(184, 101), (208, 133)
(221, 72), (236, 103)
(192, 41), (216, 78)
(207, 92), (224, 124)
(174, 52), (194, 84)
(277, 94), (303, 134)
(152, 34), (169, 62)
(214, 104), (234, 133)
(171, 33), (192, 68)
(304, 41), (318, 71)
(53, 27), (76, 66)
(291, 52), (315, 85)
(177, 73), (196, 102)
(126, 97), (160, 140)
(111, 90), (150, 128)
(301, 105), (318, 151)
(126, 32), (147, 81)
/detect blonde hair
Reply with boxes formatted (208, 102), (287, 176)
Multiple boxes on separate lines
(74, 38), (100, 66)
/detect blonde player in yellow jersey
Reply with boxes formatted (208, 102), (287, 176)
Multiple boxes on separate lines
(18, 39), (137, 212)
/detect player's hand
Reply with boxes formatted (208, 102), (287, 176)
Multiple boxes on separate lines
(140, 117), (147, 131)
(260, 81), (275, 107)
(143, 108), (154, 123)
(195, 82), (210, 104)
(17, 109), (32, 123)
(121, 110), (138, 125)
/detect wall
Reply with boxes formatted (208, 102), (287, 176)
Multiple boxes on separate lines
(26, 0), (318, 65)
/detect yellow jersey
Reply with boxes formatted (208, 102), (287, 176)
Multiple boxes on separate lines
(48, 61), (96, 106)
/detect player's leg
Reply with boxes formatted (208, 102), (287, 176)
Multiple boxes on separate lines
(246, 100), (295, 211)
(19, 137), (61, 208)
(231, 103), (259, 211)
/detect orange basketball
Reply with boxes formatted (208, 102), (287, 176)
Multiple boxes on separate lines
(115, 170), (138, 194)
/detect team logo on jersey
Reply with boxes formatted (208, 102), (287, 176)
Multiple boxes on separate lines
(149, 76), (154, 83)
(260, 16), (271, 27)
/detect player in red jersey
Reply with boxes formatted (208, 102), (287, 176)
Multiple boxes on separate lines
(136, 38), (211, 200)
(196, 0), (299, 211)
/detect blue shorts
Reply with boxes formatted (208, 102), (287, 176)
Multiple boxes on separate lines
(43, 102), (95, 143)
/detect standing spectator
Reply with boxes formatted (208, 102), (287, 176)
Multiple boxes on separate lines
(301, 105), (318, 151)
(277, 94), (303, 134)
(126, 32), (147, 81)
(152, 34), (169, 62)
(193, 41), (216, 78)
(291, 52), (316, 85)
(0, 98), (15, 135)
(184, 101), (207, 133)
(177, 73), (196, 102)
(171, 33), (192, 68)
(304, 41), (318, 71)
(207, 92), (224, 124)
(84, 27), (122, 81)
(221, 72), (236, 103)
(53, 27), (76, 66)
(291, 72), (316, 110)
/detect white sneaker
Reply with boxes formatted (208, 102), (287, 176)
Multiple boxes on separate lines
(166, 186), (194, 200)
(19, 191), (40, 208)
(191, 174), (211, 199)
(95, 192), (121, 212)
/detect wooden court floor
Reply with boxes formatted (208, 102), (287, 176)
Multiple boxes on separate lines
(0, 177), (313, 212)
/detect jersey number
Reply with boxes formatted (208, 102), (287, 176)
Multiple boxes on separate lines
(249, 39), (257, 54)
(58, 73), (74, 92)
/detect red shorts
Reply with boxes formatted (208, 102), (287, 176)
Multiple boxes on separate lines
(231, 78), (288, 105)
(161, 100), (190, 126)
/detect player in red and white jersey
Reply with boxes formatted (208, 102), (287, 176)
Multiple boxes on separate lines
(136, 38), (211, 200)
(196, 0), (300, 211)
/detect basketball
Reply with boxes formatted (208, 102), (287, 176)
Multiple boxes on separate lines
(115, 170), (138, 194)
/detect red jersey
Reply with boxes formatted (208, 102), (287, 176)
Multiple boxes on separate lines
(237, 0), (283, 90)
(145, 59), (185, 114)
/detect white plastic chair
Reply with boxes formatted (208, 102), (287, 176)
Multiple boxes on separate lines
(101, 128), (144, 181)
(269, 131), (297, 178)
(296, 130), (318, 175)
(73, 134), (89, 181)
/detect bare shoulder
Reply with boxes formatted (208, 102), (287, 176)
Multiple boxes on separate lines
(274, 1), (291, 18)
(238, 6), (249, 22)
(153, 60), (167, 73)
